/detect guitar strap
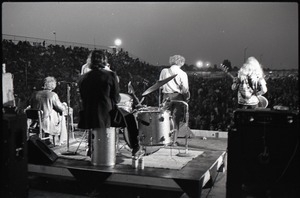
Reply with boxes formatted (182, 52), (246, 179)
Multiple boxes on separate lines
(168, 68), (181, 88)
(168, 69), (190, 101)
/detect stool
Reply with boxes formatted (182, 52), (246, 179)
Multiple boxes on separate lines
(91, 127), (116, 166)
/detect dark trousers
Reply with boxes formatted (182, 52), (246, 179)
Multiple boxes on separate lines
(124, 113), (139, 149)
(162, 93), (185, 129)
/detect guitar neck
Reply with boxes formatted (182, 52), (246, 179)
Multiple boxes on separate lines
(225, 71), (235, 79)
(219, 64), (235, 79)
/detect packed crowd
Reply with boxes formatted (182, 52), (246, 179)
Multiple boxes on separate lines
(2, 39), (299, 131)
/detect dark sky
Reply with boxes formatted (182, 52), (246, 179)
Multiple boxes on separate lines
(2, 2), (298, 69)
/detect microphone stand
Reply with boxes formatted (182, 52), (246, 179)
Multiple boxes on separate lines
(158, 88), (162, 107)
(61, 83), (76, 155)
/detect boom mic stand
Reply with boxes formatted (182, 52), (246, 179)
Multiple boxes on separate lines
(61, 83), (76, 155)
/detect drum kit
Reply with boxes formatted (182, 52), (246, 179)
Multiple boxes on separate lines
(117, 74), (189, 155)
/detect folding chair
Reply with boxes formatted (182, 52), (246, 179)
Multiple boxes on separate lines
(26, 109), (51, 142)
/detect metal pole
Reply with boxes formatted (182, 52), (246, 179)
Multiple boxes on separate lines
(61, 83), (77, 155)
(25, 63), (28, 87)
(53, 32), (56, 45)
(260, 54), (263, 62)
(244, 47), (248, 62)
(158, 88), (161, 107)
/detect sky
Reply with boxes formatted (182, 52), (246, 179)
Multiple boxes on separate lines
(2, 2), (298, 70)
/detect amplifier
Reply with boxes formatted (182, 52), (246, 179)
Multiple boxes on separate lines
(227, 109), (300, 197)
(1, 113), (28, 197)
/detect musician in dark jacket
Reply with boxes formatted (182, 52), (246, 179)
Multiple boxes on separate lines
(78, 50), (143, 159)
(78, 50), (120, 129)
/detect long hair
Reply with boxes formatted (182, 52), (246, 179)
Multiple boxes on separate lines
(89, 50), (106, 70)
(238, 56), (264, 83)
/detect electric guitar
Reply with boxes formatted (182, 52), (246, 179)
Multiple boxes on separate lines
(219, 64), (268, 108)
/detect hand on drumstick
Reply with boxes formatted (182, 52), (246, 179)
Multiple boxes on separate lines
(135, 97), (146, 109)
(128, 81), (145, 107)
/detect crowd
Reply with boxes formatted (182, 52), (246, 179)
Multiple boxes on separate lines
(2, 39), (299, 132)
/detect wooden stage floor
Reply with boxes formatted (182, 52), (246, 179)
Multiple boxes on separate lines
(28, 134), (227, 198)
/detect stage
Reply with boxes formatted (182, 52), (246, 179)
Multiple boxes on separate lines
(28, 132), (227, 198)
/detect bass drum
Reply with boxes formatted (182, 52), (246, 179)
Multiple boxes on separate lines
(117, 93), (133, 112)
(122, 108), (173, 156)
(136, 107), (174, 146)
(123, 127), (164, 156)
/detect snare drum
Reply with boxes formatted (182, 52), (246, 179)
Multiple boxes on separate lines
(117, 93), (133, 112)
(137, 107), (173, 146)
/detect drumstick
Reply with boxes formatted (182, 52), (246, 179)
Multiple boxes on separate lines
(128, 81), (142, 104)
(137, 97), (145, 106)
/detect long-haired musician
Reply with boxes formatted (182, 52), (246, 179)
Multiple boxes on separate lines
(231, 56), (268, 109)
(78, 50), (142, 159)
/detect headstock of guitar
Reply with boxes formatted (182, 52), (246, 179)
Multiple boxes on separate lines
(218, 64), (229, 73)
(218, 63), (235, 79)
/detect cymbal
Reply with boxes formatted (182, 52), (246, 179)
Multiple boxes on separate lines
(142, 74), (177, 96)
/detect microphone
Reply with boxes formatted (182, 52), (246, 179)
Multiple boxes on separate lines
(58, 81), (77, 86)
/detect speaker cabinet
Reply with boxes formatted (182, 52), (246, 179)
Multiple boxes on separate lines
(227, 109), (300, 198)
(1, 113), (28, 197)
(28, 135), (58, 165)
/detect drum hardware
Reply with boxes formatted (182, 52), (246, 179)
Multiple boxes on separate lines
(138, 156), (145, 170)
(122, 106), (174, 156)
(167, 100), (192, 157)
(176, 135), (192, 157)
(160, 136), (166, 142)
(137, 117), (151, 126)
(72, 130), (88, 154)
(158, 116), (164, 122)
(120, 75), (181, 155)
(138, 134), (146, 143)
(137, 107), (173, 147)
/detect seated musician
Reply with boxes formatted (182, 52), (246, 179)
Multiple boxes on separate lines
(78, 50), (143, 158)
(28, 76), (67, 146)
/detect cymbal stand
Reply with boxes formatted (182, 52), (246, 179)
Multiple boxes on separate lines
(158, 88), (162, 107)
(73, 130), (88, 154)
